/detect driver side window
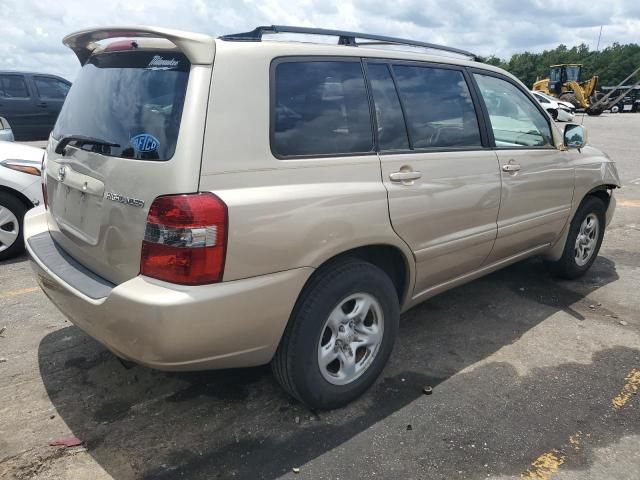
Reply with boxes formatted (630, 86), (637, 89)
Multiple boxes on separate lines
(474, 74), (553, 148)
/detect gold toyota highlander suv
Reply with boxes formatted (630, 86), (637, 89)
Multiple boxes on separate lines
(25, 25), (620, 409)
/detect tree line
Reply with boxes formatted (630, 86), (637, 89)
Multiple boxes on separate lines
(482, 43), (640, 89)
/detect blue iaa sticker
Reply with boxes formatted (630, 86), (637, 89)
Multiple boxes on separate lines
(131, 133), (160, 153)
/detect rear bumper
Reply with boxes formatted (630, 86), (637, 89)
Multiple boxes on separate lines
(25, 207), (312, 370)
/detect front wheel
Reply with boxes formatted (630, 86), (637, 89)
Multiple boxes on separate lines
(272, 259), (399, 409)
(545, 196), (606, 279)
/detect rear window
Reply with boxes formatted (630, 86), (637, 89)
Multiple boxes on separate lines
(273, 60), (373, 157)
(52, 50), (190, 161)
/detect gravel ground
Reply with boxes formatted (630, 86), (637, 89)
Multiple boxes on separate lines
(1, 114), (639, 480)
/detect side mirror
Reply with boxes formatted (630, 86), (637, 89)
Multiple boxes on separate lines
(564, 123), (587, 150)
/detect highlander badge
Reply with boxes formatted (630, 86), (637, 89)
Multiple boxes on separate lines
(105, 192), (145, 208)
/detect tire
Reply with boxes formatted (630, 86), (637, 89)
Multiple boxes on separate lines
(545, 196), (606, 280)
(0, 192), (28, 261)
(559, 93), (579, 109)
(587, 92), (605, 116)
(272, 259), (399, 409)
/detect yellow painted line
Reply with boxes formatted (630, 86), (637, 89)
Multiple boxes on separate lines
(618, 199), (640, 208)
(522, 368), (639, 480)
(521, 450), (566, 480)
(0, 286), (39, 299)
(612, 368), (640, 410)
(522, 432), (585, 479)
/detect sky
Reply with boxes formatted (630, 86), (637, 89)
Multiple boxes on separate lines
(1, 0), (639, 81)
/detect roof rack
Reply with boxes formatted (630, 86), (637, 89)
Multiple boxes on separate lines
(219, 25), (478, 61)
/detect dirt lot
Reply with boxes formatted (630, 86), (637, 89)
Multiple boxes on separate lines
(1, 114), (639, 480)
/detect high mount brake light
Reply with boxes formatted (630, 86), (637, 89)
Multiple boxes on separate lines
(140, 193), (228, 285)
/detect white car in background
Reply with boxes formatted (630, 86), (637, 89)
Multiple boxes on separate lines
(0, 141), (44, 260)
(531, 91), (575, 122)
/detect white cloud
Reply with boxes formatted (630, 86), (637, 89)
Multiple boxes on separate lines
(0, 0), (638, 81)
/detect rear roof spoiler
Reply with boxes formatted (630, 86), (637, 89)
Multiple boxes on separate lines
(63, 26), (215, 65)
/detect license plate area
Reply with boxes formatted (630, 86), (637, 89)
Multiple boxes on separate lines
(51, 180), (103, 245)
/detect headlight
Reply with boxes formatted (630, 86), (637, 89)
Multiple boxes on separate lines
(0, 159), (42, 176)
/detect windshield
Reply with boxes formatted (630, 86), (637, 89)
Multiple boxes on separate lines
(565, 66), (581, 82)
(53, 50), (190, 161)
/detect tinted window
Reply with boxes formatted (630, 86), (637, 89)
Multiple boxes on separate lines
(53, 51), (190, 161)
(367, 63), (409, 151)
(0, 75), (29, 98)
(273, 61), (373, 157)
(392, 65), (481, 149)
(34, 76), (70, 99)
(474, 74), (553, 148)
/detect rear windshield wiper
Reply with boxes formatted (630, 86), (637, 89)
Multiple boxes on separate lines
(55, 135), (121, 155)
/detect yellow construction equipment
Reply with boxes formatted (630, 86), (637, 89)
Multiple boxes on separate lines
(532, 64), (604, 115)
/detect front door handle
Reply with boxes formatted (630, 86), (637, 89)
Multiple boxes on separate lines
(389, 170), (422, 182)
(502, 163), (521, 172)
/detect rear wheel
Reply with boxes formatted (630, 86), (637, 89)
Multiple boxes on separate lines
(0, 192), (28, 261)
(272, 259), (399, 409)
(545, 196), (606, 279)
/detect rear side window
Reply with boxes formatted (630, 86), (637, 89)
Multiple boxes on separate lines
(53, 51), (190, 161)
(273, 61), (373, 157)
(392, 65), (482, 149)
(34, 76), (70, 99)
(367, 63), (409, 151)
(0, 75), (29, 98)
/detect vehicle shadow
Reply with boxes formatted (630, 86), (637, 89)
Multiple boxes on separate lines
(38, 255), (623, 479)
(0, 252), (29, 266)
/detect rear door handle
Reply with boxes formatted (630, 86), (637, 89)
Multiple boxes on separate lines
(502, 163), (521, 172)
(389, 170), (422, 182)
(37, 102), (48, 108)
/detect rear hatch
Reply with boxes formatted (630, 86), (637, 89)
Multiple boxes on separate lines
(44, 35), (213, 285)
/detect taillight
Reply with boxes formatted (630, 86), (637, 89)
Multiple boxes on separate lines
(140, 193), (228, 285)
(41, 154), (48, 209)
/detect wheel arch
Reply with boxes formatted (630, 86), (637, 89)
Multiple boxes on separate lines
(302, 243), (413, 308)
(583, 184), (616, 207)
(0, 185), (35, 210)
(544, 183), (616, 262)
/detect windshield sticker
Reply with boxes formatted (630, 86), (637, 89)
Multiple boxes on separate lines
(146, 55), (180, 70)
(131, 133), (160, 153)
